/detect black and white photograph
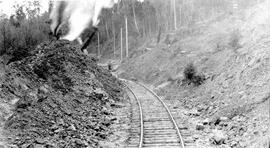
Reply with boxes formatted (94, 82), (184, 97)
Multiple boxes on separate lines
(0, 0), (269, 147)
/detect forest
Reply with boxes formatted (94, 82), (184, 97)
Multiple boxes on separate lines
(0, 0), (269, 147)
(0, 0), (260, 63)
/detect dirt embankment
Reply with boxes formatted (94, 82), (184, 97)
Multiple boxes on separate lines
(120, 1), (270, 148)
(0, 41), (123, 147)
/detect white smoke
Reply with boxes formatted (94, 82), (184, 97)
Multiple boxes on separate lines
(50, 0), (144, 43)
(50, 0), (118, 42)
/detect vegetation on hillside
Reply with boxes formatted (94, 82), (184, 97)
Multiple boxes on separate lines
(183, 63), (205, 86)
(0, 0), (261, 62)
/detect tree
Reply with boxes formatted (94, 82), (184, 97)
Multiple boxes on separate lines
(132, 0), (140, 34)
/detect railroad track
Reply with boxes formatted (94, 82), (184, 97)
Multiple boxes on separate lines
(122, 79), (186, 148)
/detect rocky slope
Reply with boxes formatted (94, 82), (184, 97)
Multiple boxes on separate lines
(0, 40), (123, 147)
(119, 1), (270, 148)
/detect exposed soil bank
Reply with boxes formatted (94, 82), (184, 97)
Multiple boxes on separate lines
(0, 41), (123, 147)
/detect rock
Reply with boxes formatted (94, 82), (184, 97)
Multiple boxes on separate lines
(75, 139), (87, 146)
(239, 141), (247, 147)
(10, 97), (20, 105)
(107, 63), (112, 71)
(21, 144), (31, 148)
(20, 83), (29, 90)
(219, 122), (228, 126)
(193, 134), (200, 139)
(39, 85), (49, 93)
(184, 137), (195, 143)
(217, 116), (229, 127)
(202, 118), (211, 125)
(211, 129), (227, 145)
(68, 124), (76, 130)
(214, 118), (221, 125)
(188, 109), (200, 116)
(131, 77), (138, 81)
(196, 123), (205, 130)
(35, 137), (46, 144)
(33, 144), (44, 148)
(50, 124), (58, 130)
(230, 140), (238, 147)
(220, 117), (229, 121)
(111, 103), (124, 108)
(54, 128), (64, 133)
(57, 118), (64, 125)
(253, 131), (259, 135)
(181, 50), (187, 54)
(178, 125), (188, 130)
(173, 106), (179, 109)
(208, 106), (213, 111)
(29, 91), (38, 100)
(220, 144), (231, 148)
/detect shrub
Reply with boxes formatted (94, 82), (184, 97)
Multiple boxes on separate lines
(0, 12), (50, 64)
(184, 63), (196, 80)
(183, 63), (205, 86)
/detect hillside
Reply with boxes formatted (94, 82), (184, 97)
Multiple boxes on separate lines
(119, 1), (270, 147)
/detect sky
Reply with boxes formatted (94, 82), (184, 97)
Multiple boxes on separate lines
(0, 0), (49, 17)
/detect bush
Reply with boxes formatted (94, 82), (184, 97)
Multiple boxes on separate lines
(183, 63), (205, 86)
(0, 12), (50, 64)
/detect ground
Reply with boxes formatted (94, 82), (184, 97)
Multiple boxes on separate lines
(0, 41), (124, 147)
(117, 1), (270, 148)
(0, 1), (270, 148)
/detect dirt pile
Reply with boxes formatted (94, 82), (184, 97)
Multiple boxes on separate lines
(0, 40), (122, 147)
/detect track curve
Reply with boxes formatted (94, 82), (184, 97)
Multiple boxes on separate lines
(123, 79), (185, 148)
(124, 82), (144, 148)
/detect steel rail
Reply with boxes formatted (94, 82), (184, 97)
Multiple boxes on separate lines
(122, 79), (144, 148)
(134, 81), (185, 148)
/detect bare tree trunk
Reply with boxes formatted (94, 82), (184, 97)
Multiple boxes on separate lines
(125, 16), (129, 58)
(157, 25), (162, 43)
(142, 19), (146, 37)
(97, 32), (100, 57)
(173, 0), (177, 30)
(105, 21), (109, 39)
(212, 0), (215, 17)
(120, 28), (123, 61)
(232, 0), (238, 15)
(117, 1), (121, 14)
(2, 23), (6, 51)
(167, 2), (171, 31)
(170, 0), (173, 30)
(132, 2), (140, 34)
(179, 3), (182, 27)
(144, 19), (148, 37)
(113, 22), (116, 58)
(149, 20), (152, 35)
